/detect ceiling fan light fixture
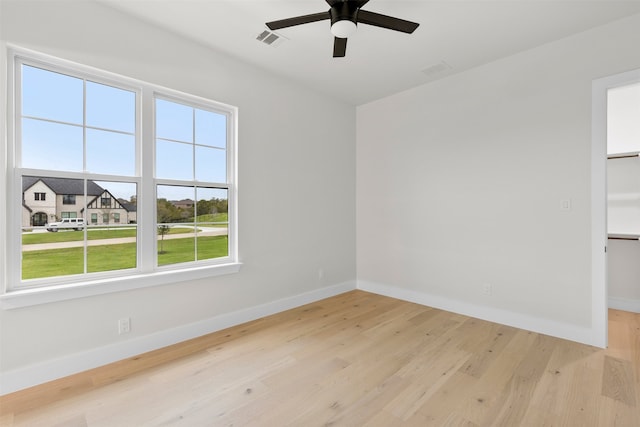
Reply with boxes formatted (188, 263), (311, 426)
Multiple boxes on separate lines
(265, 0), (420, 57)
(331, 20), (357, 38)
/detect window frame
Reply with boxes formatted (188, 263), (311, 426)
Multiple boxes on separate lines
(1, 47), (239, 309)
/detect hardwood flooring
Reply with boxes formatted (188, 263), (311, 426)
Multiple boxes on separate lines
(1, 290), (638, 426)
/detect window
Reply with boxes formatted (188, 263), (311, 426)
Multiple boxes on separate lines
(155, 98), (230, 266)
(5, 48), (238, 299)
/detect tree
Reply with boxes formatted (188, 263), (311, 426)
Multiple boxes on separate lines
(157, 224), (170, 254)
(157, 199), (179, 254)
(157, 198), (181, 223)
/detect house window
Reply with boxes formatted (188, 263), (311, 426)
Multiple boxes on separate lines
(6, 48), (237, 298)
(34, 192), (45, 201)
(155, 97), (230, 265)
(61, 212), (77, 219)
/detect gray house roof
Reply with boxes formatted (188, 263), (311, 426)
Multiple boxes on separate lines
(118, 199), (137, 212)
(22, 177), (104, 196)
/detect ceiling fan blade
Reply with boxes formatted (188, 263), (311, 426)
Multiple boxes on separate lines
(266, 11), (330, 30)
(333, 37), (347, 57)
(357, 9), (419, 34)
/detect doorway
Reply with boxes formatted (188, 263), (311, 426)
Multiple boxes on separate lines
(32, 212), (47, 227)
(606, 82), (640, 311)
(592, 68), (640, 348)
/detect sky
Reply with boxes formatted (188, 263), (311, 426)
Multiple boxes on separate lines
(21, 64), (228, 201)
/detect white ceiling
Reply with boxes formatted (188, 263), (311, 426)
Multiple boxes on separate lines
(100, 0), (640, 105)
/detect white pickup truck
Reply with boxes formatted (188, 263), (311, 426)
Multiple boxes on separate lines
(46, 218), (85, 232)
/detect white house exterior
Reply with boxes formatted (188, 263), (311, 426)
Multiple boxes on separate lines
(22, 177), (136, 228)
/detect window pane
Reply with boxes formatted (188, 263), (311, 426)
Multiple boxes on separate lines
(156, 98), (193, 142)
(156, 140), (193, 180)
(87, 128), (135, 176)
(86, 81), (135, 133)
(20, 177), (138, 279)
(195, 146), (226, 183)
(87, 181), (137, 273)
(22, 118), (83, 171)
(157, 185), (196, 266)
(157, 185), (194, 223)
(195, 187), (228, 222)
(22, 65), (83, 124)
(21, 175), (86, 280)
(195, 187), (228, 261)
(195, 109), (226, 148)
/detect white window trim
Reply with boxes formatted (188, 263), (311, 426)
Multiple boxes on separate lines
(1, 46), (240, 309)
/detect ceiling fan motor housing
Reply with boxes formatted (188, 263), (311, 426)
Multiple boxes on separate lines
(330, 2), (359, 38)
(330, 1), (359, 26)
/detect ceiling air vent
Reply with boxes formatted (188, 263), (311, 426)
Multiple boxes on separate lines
(256, 29), (287, 47)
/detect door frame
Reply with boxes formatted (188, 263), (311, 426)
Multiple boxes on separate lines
(591, 68), (640, 348)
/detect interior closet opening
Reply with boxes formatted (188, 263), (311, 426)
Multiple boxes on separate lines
(592, 68), (640, 348)
(606, 82), (640, 314)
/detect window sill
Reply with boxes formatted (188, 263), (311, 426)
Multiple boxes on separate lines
(0, 262), (242, 309)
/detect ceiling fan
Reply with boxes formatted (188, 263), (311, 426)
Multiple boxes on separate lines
(265, 0), (420, 58)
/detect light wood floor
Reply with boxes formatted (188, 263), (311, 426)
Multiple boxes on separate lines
(1, 291), (638, 426)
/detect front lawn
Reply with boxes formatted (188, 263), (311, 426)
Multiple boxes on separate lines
(22, 236), (228, 280)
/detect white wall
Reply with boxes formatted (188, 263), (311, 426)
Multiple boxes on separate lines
(608, 239), (640, 312)
(0, 1), (356, 393)
(607, 156), (640, 235)
(607, 82), (640, 155)
(356, 13), (640, 346)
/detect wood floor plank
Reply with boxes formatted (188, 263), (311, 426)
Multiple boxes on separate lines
(1, 291), (639, 426)
(458, 329), (539, 426)
(602, 355), (637, 407)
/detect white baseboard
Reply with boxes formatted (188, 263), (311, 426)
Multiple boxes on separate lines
(609, 296), (640, 313)
(357, 280), (603, 348)
(0, 281), (357, 396)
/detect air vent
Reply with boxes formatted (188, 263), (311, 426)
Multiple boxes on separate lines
(256, 29), (287, 47)
(421, 61), (452, 77)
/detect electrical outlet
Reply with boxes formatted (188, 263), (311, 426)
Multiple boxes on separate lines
(118, 317), (131, 335)
(482, 284), (493, 296)
(318, 268), (324, 281)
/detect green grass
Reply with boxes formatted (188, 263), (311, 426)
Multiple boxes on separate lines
(158, 235), (228, 266)
(22, 236), (228, 280)
(21, 227), (199, 244)
(195, 213), (228, 223)
(22, 246), (85, 279)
